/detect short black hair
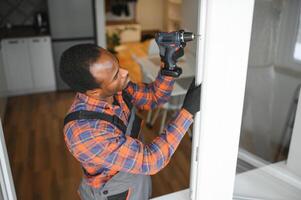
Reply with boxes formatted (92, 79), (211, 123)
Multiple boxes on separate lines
(59, 43), (101, 93)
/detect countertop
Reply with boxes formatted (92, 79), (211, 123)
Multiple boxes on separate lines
(0, 26), (50, 40)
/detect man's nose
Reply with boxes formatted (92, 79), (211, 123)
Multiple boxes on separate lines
(120, 68), (128, 77)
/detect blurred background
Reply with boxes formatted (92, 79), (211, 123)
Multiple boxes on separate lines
(1, 0), (301, 199)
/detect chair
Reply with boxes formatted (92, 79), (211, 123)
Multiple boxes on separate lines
(146, 94), (185, 134)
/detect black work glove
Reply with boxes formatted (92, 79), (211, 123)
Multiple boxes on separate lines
(182, 79), (201, 115)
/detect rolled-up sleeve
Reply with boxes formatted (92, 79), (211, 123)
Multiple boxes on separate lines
(125, 72), (176, 110)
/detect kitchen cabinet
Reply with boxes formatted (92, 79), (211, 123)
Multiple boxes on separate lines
(28, 37), (56, 91)
(1, 38), (33, 93)
(1, 36), (56, 96)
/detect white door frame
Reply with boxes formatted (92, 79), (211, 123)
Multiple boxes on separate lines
(0, 120), (16, 200)
(192, 0), (255, 199)
(152, 1), (255, 199)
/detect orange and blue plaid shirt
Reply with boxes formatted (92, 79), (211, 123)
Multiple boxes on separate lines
(63, 73), (193, 188)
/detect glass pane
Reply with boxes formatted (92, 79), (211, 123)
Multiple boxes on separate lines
(234, 0), (301, 199)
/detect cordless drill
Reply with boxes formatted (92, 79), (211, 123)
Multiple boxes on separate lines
(155, 30), (195, 77)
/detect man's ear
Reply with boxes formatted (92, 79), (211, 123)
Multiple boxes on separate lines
(85, 88), (103, 98)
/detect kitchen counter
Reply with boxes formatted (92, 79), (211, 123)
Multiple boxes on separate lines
(0, 26), (49, 40)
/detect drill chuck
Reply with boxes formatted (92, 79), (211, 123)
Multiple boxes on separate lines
(182, 31), (194, 43)
(155, 30), (195, 46)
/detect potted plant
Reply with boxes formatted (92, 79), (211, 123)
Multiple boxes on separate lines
(106, 32), (121, 54)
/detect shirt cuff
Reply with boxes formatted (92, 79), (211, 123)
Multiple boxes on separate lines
(172, 108), (194, 136)
(157, 70), (176, 82)
(180, 108), (194, 119)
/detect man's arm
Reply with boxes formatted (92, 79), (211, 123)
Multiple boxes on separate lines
(65, 109), (193, 175)
(125, 72), (175, 110)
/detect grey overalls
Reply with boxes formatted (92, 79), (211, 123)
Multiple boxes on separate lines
(64, 91), (152, 200)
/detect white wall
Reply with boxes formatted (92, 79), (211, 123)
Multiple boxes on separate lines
(0, 45), (7, 121)
(136, 0), (164, 31)
(241, 0), (301, 160)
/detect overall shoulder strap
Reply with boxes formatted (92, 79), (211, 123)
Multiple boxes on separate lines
(122, 91), (143, 139)
(63, 110), (127, 133)
(122, 90), (133, 110)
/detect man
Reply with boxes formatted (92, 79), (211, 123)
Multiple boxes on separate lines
(60, 43), (200, 200)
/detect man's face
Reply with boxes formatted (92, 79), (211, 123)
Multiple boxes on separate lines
(89, 48), (130, 97)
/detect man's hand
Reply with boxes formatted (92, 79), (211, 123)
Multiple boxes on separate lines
(182, 79), (201, 115)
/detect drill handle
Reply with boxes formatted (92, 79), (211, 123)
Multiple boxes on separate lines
(160, 46), (183, 77)
(166, 46), (177, 69)
(162, 46), (177, 69)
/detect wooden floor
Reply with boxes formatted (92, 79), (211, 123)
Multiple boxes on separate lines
(3, 41), (192, 200)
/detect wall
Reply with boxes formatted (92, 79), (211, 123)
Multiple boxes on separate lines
(241, 0), (301, 161)
(0, 0), (47, 27)
(136, 0), (164, 31)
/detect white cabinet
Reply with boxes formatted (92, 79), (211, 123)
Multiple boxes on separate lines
(1, 39), (33, 93)
(28, 37), (56, 90)
(1, 36), (56, 96)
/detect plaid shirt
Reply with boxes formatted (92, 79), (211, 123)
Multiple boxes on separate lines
(63, 73), (193, 188)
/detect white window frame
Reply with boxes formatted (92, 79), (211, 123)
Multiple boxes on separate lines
(192, 1), (255, 199)
(152, 1), (255, 200)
